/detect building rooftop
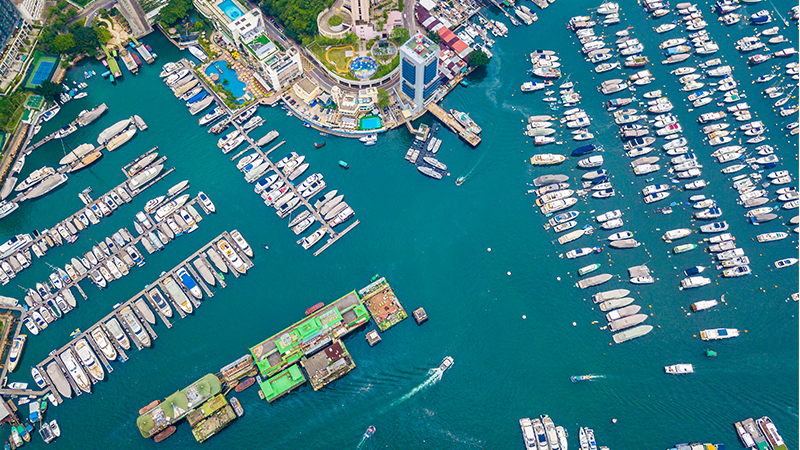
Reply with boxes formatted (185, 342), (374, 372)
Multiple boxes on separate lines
(249, 290), (368, 376)
(259, 364), (306, 402)
(401, 32), (438, 62)
(301, 340), (356, 390)
(244, 33), (277, 60)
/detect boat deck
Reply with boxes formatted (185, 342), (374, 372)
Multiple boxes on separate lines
(249, 290), (369, 378)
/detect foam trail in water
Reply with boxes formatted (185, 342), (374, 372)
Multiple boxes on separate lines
(383, 368), (442, 412)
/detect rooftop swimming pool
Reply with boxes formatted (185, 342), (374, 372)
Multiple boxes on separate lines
(218, 0), (244, 21)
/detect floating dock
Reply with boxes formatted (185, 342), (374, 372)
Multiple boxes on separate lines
(359, 277), (407, 332)
(4, 150), (168, 276)
(426, 102), (481, 147)
(232, 125), (360, 256)
(27, 232), (252, 404)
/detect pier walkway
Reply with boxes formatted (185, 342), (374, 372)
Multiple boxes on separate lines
(31, 232), (253, 403)
(230, 122), (360, 256)
(426, 103), (481, 147)
(3, 151), (172, 283)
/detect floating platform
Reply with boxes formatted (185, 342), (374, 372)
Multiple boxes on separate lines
(248, 290), (369, 378)
(358, 277), (407, 332)
(412, 307), (428, 325)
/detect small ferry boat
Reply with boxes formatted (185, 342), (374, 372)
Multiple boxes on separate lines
(439, 356), (454, 372)
(364, 426), (376, 438)
(338, 160), (349, 169)
(235, 377), (255, 392)
(700, 328), (739, 340)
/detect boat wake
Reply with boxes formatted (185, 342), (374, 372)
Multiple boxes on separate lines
(384, 368), (442, 411)
(456, 144), (491, 185)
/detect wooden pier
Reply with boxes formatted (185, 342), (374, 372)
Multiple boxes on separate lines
(426, 103), (481, 147)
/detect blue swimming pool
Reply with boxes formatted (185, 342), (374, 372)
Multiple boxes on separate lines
(359, 115), (382, 130)
(205, 60), (246, 102)
(218, 0), (243, 20)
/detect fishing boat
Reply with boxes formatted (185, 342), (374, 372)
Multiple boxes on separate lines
(163, 276), (193, 314)
(176, 267), (202, 299)
(59, 348), (91, 393)
(231, 397), (244, 417)
(218, 239), (247, 274)
(665, 364), (694, 374)
(570, 374), (601, 382)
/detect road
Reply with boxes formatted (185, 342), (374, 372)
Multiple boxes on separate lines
(403, 0), (420, 34)
(67, 0), (117, 26)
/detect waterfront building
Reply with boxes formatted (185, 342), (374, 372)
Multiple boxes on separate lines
(263, 48), (302, 91)
(300, 339), (356, 391)
(293, 77), (321, 105)
(193, 0), (301, 91)
(399, 32), (440, 113)
(332, 86), (377, 117)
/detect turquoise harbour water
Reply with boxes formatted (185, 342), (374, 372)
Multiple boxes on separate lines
(1, 0), (798, 448)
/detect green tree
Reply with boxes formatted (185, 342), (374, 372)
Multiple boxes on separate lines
(260, 0), (334, 40)
(193, 21), (204, 31)
(73, 27), (98, 53)
(94, 26), (112, 44)
(468, 49), (489, 68)
(159, 0), (192, 26)
(391, 26), (409, 43)
(34, 81), (62, 102)
(51, 33), (76, 53)
(377, 88), (390, 108)
(427, 31), (441, 44)
(56, 0), (68, 9)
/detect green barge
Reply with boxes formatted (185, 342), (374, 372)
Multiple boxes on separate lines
(136, 374), (221, 438)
